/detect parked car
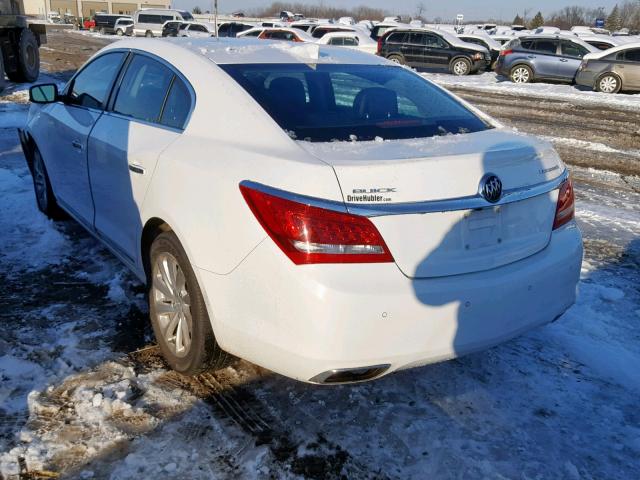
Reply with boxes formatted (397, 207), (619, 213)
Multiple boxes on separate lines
(133, 9), (193, 37)
(310, 25), (357, 39)
(576, 43), (640, 93)
(162, 21), (183, 37)
(94, 13), (132, 35)
(496, 35), (597, 83)
(378, 28), (491, 75)
(369, 22), (404, 40)
(114, 17), (134, 36)
(20, 38), (581, 384)
(579, 35), (625, 51)
(216, 22), (254, 37)
(179, 22), (216, 38)
(317, 31), (378, 55)
(238, 27), (313, 42)
(457, 33), (502, 69)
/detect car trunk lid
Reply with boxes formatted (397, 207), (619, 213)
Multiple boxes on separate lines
(298, 130), (565, 278)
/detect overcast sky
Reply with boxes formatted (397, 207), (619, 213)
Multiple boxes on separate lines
(172, 0), (617, 21)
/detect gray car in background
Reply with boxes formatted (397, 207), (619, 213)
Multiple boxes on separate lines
(576, 43), (640, 93)
(495, 35), (597, 84)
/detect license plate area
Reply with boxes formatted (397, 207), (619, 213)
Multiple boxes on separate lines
(462, 206), (503, 250)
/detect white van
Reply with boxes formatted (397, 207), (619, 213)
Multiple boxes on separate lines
(133, 9), (194, 37)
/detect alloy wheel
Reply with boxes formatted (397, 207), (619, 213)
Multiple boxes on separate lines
(511, 67), (530, 83)
(453, 60), (469, 75)
(599, 76), (618, 94)
(152, 252), (193, 358)
(33, 152), (48, 210)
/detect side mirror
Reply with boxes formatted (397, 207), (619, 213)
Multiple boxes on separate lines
(29, 84), (59, 104)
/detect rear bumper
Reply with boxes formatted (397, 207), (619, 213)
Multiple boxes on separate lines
(197, 223), (582, 383)
(575, 70), (597, 89)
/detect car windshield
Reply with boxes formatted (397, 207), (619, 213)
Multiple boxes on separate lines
(221, 64), (490, 142)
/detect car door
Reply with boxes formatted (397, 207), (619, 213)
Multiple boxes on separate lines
(617, 48), (640, 89)
(423, 33), (450, 69)
(37, 51), (126, 226)
(405, 32), (427, 67)
(558, 40), (589, 81)
(188, 24), (209, 38)
(88, 54), (193, 262)
(529, 39), (560, 78)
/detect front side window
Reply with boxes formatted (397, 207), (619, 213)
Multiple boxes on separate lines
(68, 52), (125, 109)
(425, 34), (447, 48)
(113, 55), (173, 123)
(561, 41), (588, 58)
(243, 29), (261, 37)
(190, 24), (207, 32)
(221, 63), (490, 142)
(343, 37), (358, 46)
(328, 37), (343, 46)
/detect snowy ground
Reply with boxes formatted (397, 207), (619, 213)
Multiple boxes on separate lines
(423, 71), (640, 111)
(1, 68), (640, 478)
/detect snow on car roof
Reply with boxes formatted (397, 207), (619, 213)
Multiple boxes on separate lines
(583, 42), (640, 60)
(103, 37), (391, 65)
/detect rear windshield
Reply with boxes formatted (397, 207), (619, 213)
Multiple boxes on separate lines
(221, 63), (490, 142)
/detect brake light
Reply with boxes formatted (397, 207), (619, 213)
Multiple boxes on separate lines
(240, 184), (394, 264)
(553, 178), (575, 230)
(500, 49), (513, 57)
(377, 36), (383, 54)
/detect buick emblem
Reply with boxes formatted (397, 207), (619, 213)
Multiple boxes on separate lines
(479, 174), (502, 203)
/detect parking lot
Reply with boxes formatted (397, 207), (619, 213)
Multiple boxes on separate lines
(1, 28), (639, 479)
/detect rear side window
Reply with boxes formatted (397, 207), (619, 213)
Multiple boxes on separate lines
(408, 33), (426, 45)
(343, 37), (358, 46)
(190, 24), (207, 32)
(113, 55), (173, 123)
(68, 52), (126, 109)
(532, 40), (558, 54)
(243, 29), (261, 37)
(519, 40), (534, 50)
(160, 78), (191, 129)
(221, 63), (490, 142)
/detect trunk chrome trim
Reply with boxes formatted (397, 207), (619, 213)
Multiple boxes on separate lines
(240, 169), (568, 218)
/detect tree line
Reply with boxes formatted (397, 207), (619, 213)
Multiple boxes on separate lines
(191, 1), (640, 32)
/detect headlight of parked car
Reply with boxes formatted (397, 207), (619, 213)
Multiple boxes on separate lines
(472, 53), (483, 61)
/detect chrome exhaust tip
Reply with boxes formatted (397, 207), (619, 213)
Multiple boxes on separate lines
(309, 364), (390, 384)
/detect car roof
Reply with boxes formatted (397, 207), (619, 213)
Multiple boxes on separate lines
(102, 37), (391, 65)
(584, 42), (640, 60)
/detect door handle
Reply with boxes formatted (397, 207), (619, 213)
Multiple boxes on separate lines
(71, 140), (83, 151)
(128, 163), (145, 175)
(559, 58), (569, 62)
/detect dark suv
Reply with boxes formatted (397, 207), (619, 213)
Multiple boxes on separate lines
(378, 29), (490, 75)
(495, 35), (597, 84)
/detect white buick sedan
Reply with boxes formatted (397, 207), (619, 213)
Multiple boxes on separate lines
(21, 38), (582, 384)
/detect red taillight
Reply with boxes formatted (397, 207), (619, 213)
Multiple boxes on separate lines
(377, 36), (382, 54)
(240, 184), (394, 265)
(553, 178), (575, 230)
(500, 49), (513, 57)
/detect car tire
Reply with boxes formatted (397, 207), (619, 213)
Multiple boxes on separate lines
(31, 146), (64, 219)
(510, 64), (533, 84)
(451, 57), (472, 76)
(5, 28), (39, 83)
(99, 27), (106, 35)
(145, 30), (153, 38)
(0, 48), (6, 92)
(595, 73), (621, 94)
(116, 29), (123, 36)
(149, 231), (232, 375)
(386, 54), (404, 65)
